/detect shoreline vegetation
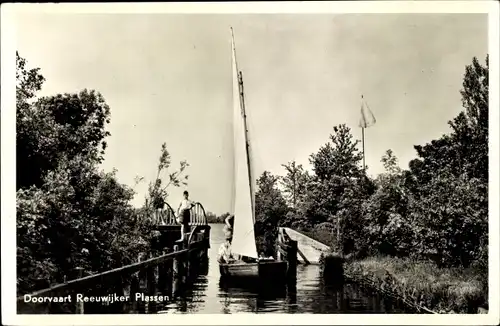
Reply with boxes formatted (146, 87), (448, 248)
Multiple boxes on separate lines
(321, 251), (487, 314)
(302, 225), (488, 313)
(252, 55), (489, 314)
(205, 212), (230, 224)
(16, 47), (489, 316)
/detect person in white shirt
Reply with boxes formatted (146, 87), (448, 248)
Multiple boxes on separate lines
(218, 215), (242, 264)
(177, 190), (194, 242)
(217, 234), (235, 264)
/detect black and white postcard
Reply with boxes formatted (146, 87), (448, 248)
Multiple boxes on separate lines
(1, 1), (499, 325)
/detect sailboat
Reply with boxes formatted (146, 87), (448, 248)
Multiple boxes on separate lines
(218, 28), (288, 281)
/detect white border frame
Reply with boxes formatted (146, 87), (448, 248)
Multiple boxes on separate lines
(2, 1), (499, 325)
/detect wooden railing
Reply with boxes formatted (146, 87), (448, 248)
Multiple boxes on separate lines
(17, 233), (209, 314)
(153, 202), (207, 226)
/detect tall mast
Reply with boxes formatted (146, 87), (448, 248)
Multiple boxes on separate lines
(231, 27), (254, 216)
(238, 71), (254, 215)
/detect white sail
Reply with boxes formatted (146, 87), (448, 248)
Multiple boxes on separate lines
(230, 28), (259, 259)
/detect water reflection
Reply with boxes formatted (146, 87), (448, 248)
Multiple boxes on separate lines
(45, 223), (412, 314)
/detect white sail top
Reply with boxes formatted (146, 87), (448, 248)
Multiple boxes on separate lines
(230, 28), (259, 259)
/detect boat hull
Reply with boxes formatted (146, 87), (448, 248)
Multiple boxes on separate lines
(219, 260), (288, 283)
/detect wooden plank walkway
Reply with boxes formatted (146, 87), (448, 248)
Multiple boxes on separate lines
(280, 227), (332, 265)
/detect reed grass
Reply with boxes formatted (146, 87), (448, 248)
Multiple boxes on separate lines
(344, 256), (487, 313)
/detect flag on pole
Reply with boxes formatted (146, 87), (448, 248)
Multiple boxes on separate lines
(359, 95), (376, 128)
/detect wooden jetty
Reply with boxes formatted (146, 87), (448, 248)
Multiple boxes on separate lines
(17, 202), (211, 314)
(280, 227), (332, 265)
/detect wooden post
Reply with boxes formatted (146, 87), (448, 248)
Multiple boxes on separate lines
(165, 255), (173, 299)
(184, 239), (190, 281)
(146, 253), (155, 294)
(286, 240), (297, 282)
(172, 244), (181, 297)
(337, 215), (343, 257)
(200, 229), (208, 262)
(158, 248), (171, 293)
(277, 229), (283, 261)
(74, 267), (84, 314)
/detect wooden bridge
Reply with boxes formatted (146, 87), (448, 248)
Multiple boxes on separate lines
(17, 202), (211, 314)
(150, 202), (211, 251)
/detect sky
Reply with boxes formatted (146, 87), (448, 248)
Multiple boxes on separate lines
(14, 13), (488, 215)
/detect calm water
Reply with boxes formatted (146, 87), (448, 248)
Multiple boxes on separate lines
(139, 224), (409, 314)
(19, 223), (411, 314)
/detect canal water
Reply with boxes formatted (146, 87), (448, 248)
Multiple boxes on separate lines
(137, 223), (409, 314)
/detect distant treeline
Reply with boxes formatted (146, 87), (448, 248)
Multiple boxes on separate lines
(253, 55), (488, 279)
(205, 212), (230, 224)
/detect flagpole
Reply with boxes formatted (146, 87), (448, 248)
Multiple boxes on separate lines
(359, 94), (375, 172)
(361, 94), (366, 171)
(362, 126), (366, 171)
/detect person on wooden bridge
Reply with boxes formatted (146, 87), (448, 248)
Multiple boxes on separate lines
(176, 190), (194, 242)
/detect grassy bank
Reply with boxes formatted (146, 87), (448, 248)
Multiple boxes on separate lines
(299, 226), (487, 314)
(328, 255), (487, 314)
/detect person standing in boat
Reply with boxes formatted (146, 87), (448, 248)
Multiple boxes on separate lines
(177, 190), (194, 242)
(217, 233), (235, 264)
(223, 214), (234, 238)
(218, 214), (239, 263)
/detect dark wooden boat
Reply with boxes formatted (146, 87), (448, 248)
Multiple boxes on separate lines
(219, 259), (288, 281)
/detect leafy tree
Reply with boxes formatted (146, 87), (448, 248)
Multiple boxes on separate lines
(16, 51), (45, 104)
(17, 153), (150, 293)
(407, 172), (487, 268)
(306, 124), (371, 224)
(359, 56), (489, 268)
(144, 142), (189, 210)
(362, 150), (413, 256)
(408, 56), (489, 186)
(401, 56), (489, 267)
(254, 171), (289, 256)
(381, 149), (401, 174)
(451, 55), (488, 181)
(16, 53), (151, 295)
(279, 161), (311, 210)
(309, 124), (365, 182)
(16, 53), (111, 190)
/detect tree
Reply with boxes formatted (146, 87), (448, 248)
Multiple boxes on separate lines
(362, 56), (489, 267)
(407, 172), (487, 267)
(16, 51), (45, 104)
(361, 150), (413, 257)
(305, 124), (369, 222)
(17, 152), (150, 294)
(254, 171), (289, 256)
(145, 142), (189, 210)
(16, 53), (151, 295)
(381, 149), (401, 174)
(302, 124), (375, 254)
(450, 55), (488, 181)
(309, 124), (365, 182)
(409, 55), (489, 185)
(279, 161), (311, 210)
(16, 53), (111, 190)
